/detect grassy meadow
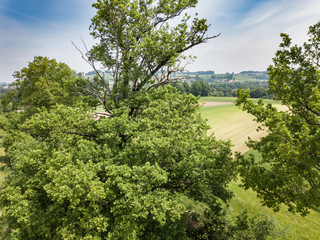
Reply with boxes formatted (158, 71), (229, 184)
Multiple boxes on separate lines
(200, 102), (264, 153)
(200, 97), (320, 240)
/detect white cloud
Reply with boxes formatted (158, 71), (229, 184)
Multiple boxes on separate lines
(0, 1), (95, 82)
(237, 2), (280, 29)
(186, 0), (320, 73)
(1, 0), (320, 82)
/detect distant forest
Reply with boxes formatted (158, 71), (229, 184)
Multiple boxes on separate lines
(170, 71), (270, 98)
(83, 70), (271, 98)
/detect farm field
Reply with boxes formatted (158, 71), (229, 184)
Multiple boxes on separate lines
(200, 97), (320, 240)
(199, 97), (286, 153)
(199, 97), (267, 153)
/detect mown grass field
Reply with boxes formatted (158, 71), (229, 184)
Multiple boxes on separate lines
(200, 97), (320, 240)
(200, 103), (264, 153)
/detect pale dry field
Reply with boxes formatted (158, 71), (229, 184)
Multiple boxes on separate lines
(202, 101), (233, 107)
(200, 101), (288, 153)
(200, 102), (267, 153)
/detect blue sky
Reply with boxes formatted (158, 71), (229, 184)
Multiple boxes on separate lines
(0, 0), (319, 82)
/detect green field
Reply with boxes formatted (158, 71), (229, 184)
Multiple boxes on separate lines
(199, 98), (320, 240)
(234, 75), (269, 82)
(200, 97), (268, 153)
(200, 104), (264, 153)
(200, 97), (237, 103)
(201, 96), (281, 104)
(199, 97), (286, 153)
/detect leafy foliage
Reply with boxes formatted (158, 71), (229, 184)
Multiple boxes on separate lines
(190, 80), (210, 97)
(79, 0), (217, 113)
(235, 21), (320, 215)
(0, 56), (98, 165)
(172, 80), (269, 98)
(1, 56), (97, 117)
(0, 87), (237, 239)
(230, 211), (277, 240)
(0, 1), (280, 238)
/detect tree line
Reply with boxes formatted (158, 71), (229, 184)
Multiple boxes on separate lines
(172, 80), (270, 98)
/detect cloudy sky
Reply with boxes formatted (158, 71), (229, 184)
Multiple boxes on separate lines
(0, 0), (319, 83)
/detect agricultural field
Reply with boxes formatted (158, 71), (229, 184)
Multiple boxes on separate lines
(199, 97), (268, 153)
(200, 97), (320, 240)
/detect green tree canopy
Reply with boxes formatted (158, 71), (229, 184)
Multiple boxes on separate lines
(235, 21), (320, 215)
(190, 80), (210, 97)
(0, 87), (237, 239)
(77, 0), (218, 114)
(1, 56), (96, 116)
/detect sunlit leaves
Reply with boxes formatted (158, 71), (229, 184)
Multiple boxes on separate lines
(0, 87), (235, 238)
(1, 56), (97, 117)
(88, 0), (216, 111)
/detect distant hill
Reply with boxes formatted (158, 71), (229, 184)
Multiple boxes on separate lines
(84, 70), (269, 82)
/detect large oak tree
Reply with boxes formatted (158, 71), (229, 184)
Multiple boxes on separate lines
(0, 88), (238, 239)
(77, 0), (218, 114)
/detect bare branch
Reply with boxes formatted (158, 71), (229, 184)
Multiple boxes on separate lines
(72, 40), (113, 114)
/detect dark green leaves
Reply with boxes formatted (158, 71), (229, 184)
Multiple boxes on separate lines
(236, 21), (320, 215)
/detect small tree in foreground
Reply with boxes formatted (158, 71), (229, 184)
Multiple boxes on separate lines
(236, 21), (320, 215)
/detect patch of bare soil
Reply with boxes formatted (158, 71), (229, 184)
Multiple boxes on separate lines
(202, 101), (233, 107)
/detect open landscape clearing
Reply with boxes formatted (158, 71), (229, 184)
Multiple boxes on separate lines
(200, 97), (287, 153)
(200, 97), (266, 153)
(200, 97), (320, 240)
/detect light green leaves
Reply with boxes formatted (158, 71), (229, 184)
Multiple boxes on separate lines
(88, 0), (217, 112)
(2, 56), (97, 117)
(0, 87), (235, 238)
